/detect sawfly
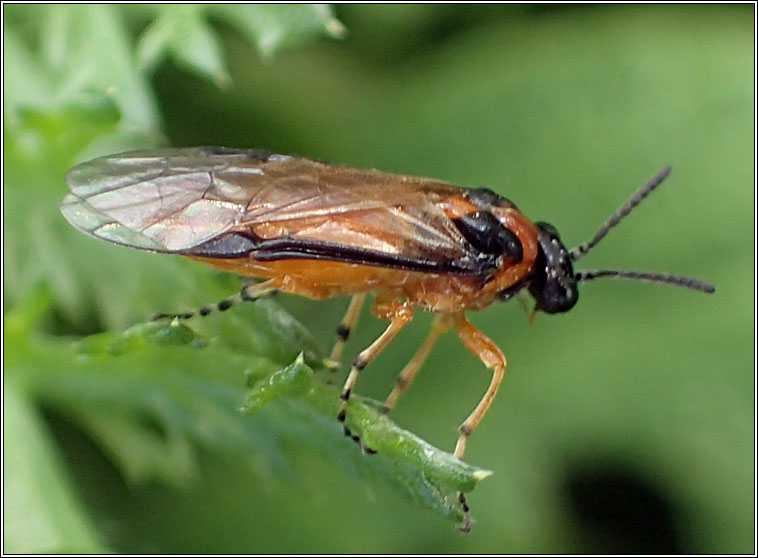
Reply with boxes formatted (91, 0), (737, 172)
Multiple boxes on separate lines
(61, 146), (715, 530)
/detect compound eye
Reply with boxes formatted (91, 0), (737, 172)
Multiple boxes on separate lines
(528, 221), (579, 313)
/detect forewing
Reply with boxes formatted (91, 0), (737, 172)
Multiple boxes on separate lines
(62, 147), (479, 273)
(231, 158), (477, 271)
(62, 147), (274, 252)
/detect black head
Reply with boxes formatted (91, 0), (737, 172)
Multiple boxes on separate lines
(524, 167), (715, 315)
(528, 222), (578, 313)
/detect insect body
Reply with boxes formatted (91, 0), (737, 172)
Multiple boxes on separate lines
(61, 147), (715, 530)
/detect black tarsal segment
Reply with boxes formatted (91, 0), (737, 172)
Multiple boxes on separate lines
(342, 425), (377, 454)
(458, 492), (470, 512)
(336, 324), (350, 340)
(352, 357), (367, 371)
(452, 211), (523, 262)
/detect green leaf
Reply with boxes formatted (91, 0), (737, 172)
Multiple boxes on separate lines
(243, 354), (492, 522)
(39, 5), (159, 134)
(4, 5), (159, 136)
(2, 26), (56, 125)
(5, 289), (314, 485)
(137, 6), (230, 87)
(3, 382), (106, 553)
(3, 6), (163, 313)
(135, 5), (345, 85)
(3, 101), (134, 316)
(6, 286), (488, 526)
(211, 4), (346, 60)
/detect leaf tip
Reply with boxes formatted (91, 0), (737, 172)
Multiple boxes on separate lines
(325, 17), (348, 39)
(472, 469), (494, 482)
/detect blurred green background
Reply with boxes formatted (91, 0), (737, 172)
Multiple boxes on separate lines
(3, 4), (753, 554)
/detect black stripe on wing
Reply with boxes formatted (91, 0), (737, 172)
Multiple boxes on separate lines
(180, 232), (500, 278)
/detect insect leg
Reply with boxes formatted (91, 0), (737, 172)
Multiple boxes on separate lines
(338, 299), (413, 451)
(381, 314), (452, 415)
(152, 279), (280, 321)
(451, 314), (506, 458)
(451, 313), (507, 532)
(326, 293), (367, 384)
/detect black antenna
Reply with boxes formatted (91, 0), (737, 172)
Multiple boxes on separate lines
(575, 270), (715, 293)
(568, 166), (715, 295)
(570, 166), (672, 261)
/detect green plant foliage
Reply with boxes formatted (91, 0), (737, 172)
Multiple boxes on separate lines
(3, 383), (106, 553)
(6, 289), (489, 539)
(135, 5), (344, 85)
(208, 4), (346, 59)
(243, 354), (492, 516)
(137, 6), (232, 87)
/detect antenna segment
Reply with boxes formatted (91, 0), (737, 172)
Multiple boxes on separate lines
(570, 166), (672, 261)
